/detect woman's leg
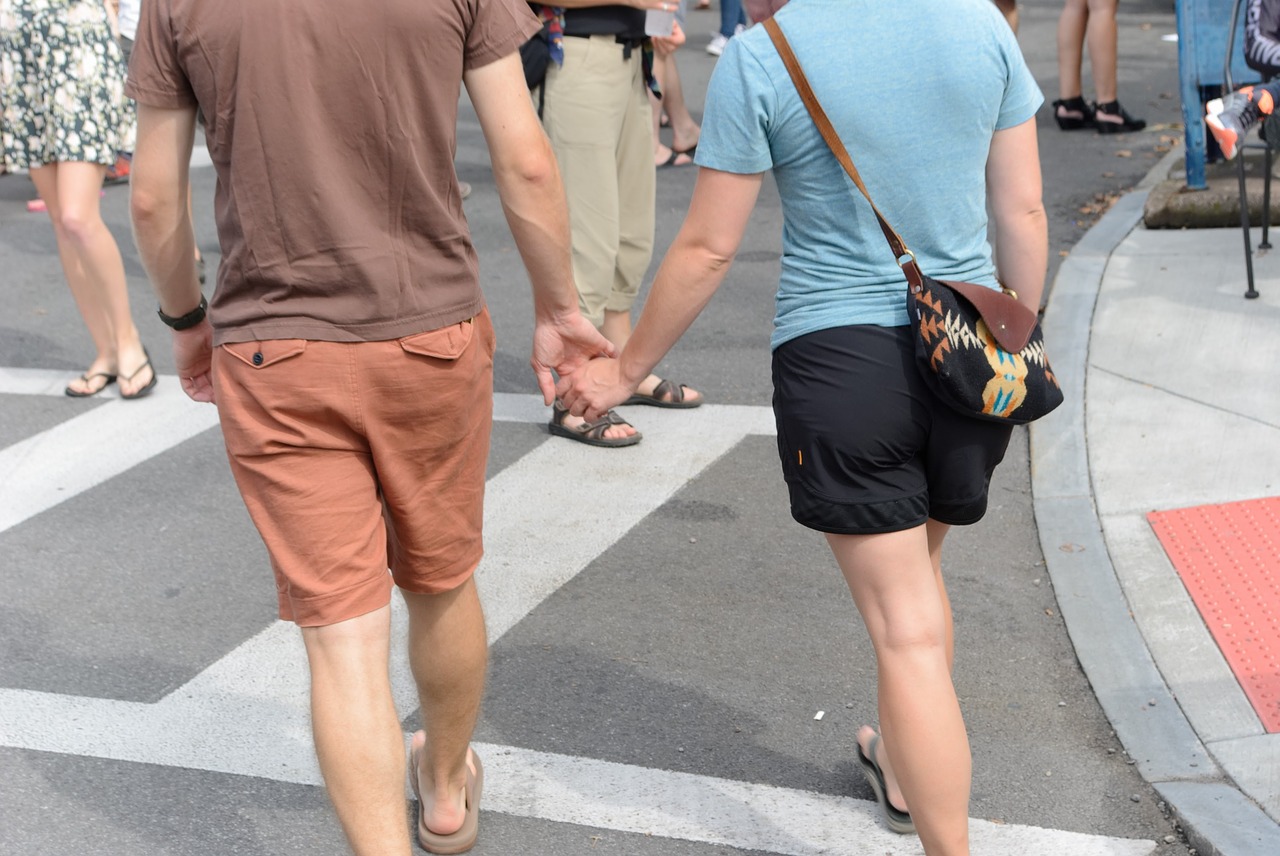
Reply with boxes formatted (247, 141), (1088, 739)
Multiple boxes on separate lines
(651, 55), (692, 167)
(662, 57), (701, 154)
(1083, 0), (1120, 104)
(30, 165), (112, 383)
(829, 523), (970, 856)
(30, 162), (148, 394)
(1056, 0), (1088, 100)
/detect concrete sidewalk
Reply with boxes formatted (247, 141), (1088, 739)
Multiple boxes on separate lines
(1032, 155), (1280, 856)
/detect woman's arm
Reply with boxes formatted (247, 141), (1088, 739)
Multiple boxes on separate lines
(558, 167), (764, 421)
(986, 117), (1047, 312)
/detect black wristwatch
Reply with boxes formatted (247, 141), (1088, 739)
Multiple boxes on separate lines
(157, 295), (208, 330)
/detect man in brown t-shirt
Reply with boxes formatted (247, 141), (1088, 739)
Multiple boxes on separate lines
(126, 1), (612, 852)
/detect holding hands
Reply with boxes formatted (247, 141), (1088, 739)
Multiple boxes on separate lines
(556, 356), (639, 424)
(530, 314), (618, 406)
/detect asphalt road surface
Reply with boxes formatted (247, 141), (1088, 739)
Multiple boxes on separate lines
(1, 2), (1194, 853)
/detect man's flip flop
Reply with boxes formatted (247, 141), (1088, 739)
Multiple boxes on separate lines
(549, 403), (642, 447)
(856, 733), (916, 835)
(624, 378), (702, 408)
(410, 740), (484, 855)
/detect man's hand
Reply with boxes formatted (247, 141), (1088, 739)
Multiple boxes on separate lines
(556, 358), (635, 423)
(530, 314), (616, 405)
(172, 321), (215, 403)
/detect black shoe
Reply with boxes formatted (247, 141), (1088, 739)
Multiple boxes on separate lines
(1052, 96), (1095, 130)
(1093, 100), (1146, 134)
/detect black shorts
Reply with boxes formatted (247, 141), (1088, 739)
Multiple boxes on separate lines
(772, 324), (1013, 534)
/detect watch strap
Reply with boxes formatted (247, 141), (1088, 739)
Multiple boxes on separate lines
(157, 294), (208, 330)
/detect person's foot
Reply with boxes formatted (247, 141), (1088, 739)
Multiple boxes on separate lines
(1051, 96), (1094, 131)
(670, 128), (700, 158)
(550, 403), (642, 446)
(1206, 86), (1273, 160)
(103, 152), (132, 185)
(64, 358), (118, 397)
(117, 345), (157, 399)
(1092, 100), (1146, 134)
(706, 32), (729, 56)
(857, 726), (909, 817)
(410, 731), (469, 839)
(629, 375), (702, 407)
(655, 144), (693, 168)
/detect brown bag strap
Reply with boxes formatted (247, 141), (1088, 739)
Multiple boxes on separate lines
(762, 17), (925, 289)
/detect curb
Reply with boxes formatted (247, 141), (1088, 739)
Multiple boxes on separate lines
(1029, 151), (1280, 856)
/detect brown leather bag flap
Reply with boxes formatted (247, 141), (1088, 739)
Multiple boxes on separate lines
(940, 280), (1038, 352)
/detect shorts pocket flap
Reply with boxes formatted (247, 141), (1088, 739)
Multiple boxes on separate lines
(399, 320), (473, 360)
(221, 340), (308, 368)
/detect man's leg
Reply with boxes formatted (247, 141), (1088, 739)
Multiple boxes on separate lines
(302, 605), (412, 856)
(405, 578), (488, 836)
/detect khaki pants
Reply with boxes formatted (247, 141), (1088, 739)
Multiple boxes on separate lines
(541, 35), (656, 327)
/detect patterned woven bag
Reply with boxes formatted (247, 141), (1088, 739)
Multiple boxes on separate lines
(765, 18), (1063, 424)
(909, 275), (1062, 423)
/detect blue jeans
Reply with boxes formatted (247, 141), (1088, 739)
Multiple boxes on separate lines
(719, 0), (747, 37)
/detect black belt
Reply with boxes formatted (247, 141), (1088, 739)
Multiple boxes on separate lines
(563, 33), (647, 58)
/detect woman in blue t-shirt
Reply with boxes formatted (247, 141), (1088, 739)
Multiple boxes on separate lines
(558, 3), (1047, 853)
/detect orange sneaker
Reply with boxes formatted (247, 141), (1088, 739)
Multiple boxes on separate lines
(104, 153), (132, 185)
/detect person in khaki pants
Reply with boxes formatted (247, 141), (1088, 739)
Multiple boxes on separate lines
(540, 3), (703, 448)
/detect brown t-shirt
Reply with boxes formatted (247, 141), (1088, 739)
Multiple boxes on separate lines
(126, 0), (540, 344)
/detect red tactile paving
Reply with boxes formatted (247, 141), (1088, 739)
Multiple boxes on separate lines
(1148, 497), (1280, 733)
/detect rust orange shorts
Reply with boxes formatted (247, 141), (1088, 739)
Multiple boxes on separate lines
(212, 310), (495, 627)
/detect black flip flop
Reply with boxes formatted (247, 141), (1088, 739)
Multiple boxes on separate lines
(119, 348), (158, 400)
(64, 371), (117, 398)
(657, 149), (693, 169)
(856, 733), (916, 835)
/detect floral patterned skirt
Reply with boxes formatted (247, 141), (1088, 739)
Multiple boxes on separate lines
(1, 0), (131, 171)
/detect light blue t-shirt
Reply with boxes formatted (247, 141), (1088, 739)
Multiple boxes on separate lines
(696, 0), (1043, 350)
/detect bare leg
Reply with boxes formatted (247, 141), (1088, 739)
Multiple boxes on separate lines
(1056, 0), (1088, 100)
(927, 518), (955, 671)
(30, 162), (148, 394)
(405, 578), (488, 837)
(661, 57), (701, 154)
(302, 605), (412, 856)
(857, 517), (956, 821)
(651, 55), (692, 167)
(828, 524), (970, 856)
(1084, 0), (1119, 104)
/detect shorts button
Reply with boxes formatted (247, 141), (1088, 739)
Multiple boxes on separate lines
(252, 352), (264, 366)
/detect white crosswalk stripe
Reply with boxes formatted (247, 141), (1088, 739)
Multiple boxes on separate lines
(0, 367), (1155, 855)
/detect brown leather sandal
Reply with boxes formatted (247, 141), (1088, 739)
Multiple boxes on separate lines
(624, 377), (702, 408)
(548, 402), (642, 447)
